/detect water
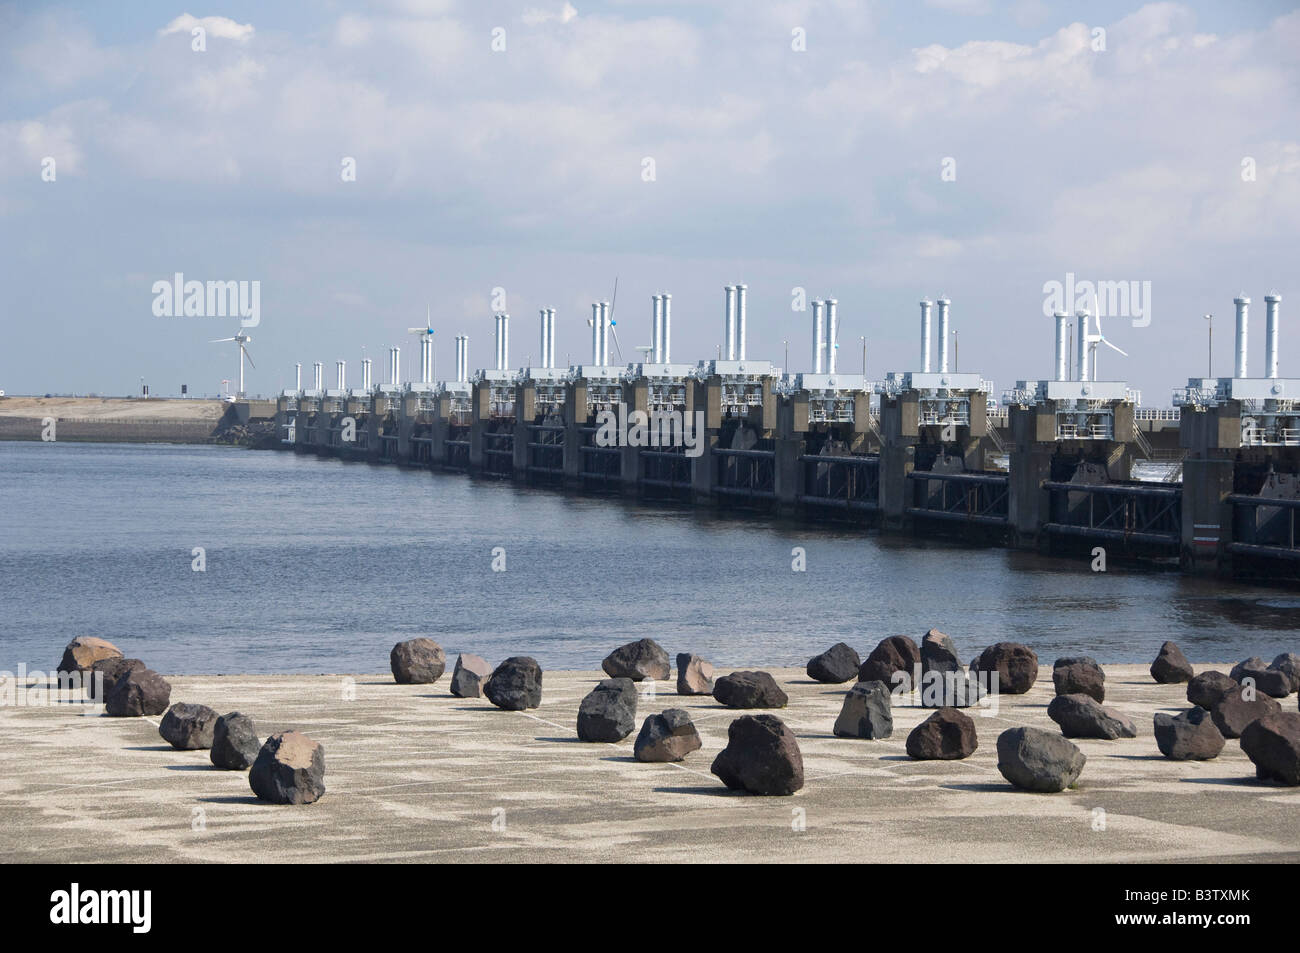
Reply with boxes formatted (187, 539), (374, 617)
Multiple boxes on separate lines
(1, 441), (1296, 674)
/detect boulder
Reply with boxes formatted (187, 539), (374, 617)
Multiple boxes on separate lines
(1150, 641), (1195, 684)
(248, 731), (326, 805)
(807, 642), (861, 684)
(1269, 653), (1300, 694)
(920, 629), (962, 678)
(918, 669), (987, 708)
(1187, 671), (1238, 710)
(1048, 693), (1137, 740)
(576, 678), (638, 742)
(1229, 657), (1291, 698)
(833, 681), (893, 739)
(104, 667), (171, 717)
(971, 642), (1039, 695)
(1239, 711), (1300, 785)
(906, 707), (978, 760)
(158, 702), (218, 750)
(389, 638), (446, 685)
(602, 639), (671, 681)
(210, 712), (260, 770)
(713, 671), (788, 709)
(483, 656), (543, 711)
(58, 636), (122, 674)
(86, 657), (145, 700)
(858, 635), (921, 688)
(676, 653), (715, 695)
(1153, 707), (1225, 761)
(710, 714), (804, 796)
(449, 653), (492, 698)
(1211, 687), (1281, 739)
(1053, 656), (1105, 702)
(996, 726), (1086, 792)
(634, 709), (702, 762)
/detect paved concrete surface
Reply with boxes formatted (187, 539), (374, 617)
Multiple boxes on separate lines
(1, 664), (1297, 863)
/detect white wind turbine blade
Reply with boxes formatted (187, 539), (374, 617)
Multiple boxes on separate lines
(241, 345), (256, 369)
(210, 337), (237, 343)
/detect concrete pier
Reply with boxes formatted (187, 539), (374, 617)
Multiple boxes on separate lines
(1, 664), (1294, 863)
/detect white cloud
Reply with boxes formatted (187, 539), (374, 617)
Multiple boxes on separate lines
(158, 14), (255, 43)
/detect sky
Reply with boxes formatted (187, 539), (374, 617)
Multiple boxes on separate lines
(1, 0), (1298, 401)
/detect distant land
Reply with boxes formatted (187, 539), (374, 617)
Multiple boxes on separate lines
(0, 396), (274, 446)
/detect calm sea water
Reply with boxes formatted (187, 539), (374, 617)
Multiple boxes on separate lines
(1, 441), (1297, 674)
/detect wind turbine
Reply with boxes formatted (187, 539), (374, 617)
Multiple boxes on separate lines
(211, 330), (254, 398)
(407, 305), (435, 384)
(1087, 291), (1127, 380)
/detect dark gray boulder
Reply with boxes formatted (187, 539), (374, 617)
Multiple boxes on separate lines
(807, 642), (861, 684)
(833, 680), (893, 739)
(210, 712), (260, 770)
(602, 639), (671, 681)
(920, 629), (962, 678)
(996, 726), (1086, 792)
(104, 667), (172, 717)
(1153, 707), (1224, 761)
(1229, 657), (1291, 698)
(248, 731), (326, 805)
(918, 668), (987, 708)
(1211, 687), (1281, 739)
(1240, 711), (1300, 785)
(87, 657), (145, 700)
(159, 702), (219, 750)
(483, 656), (543, 710)
(449, 653), (492, 698)
(1187, 671), (1238, 710)
(1150, 641), (1195, 684)
(576, 678), (638, 742)
(676, 653), (715, 695)
(634, 709), (702, 762)
(389, 638), (446, 685)
(713, 671), (788, 709)
(971, 642), (1039, 695)
(1269, 653), (1300, 694)
(906, 707), (978, 760)
(1048, 693), (1137, 740)
(710, 714), (804, 796)
(1053, 656), (1105, 702)
(858, 635), (921, 688)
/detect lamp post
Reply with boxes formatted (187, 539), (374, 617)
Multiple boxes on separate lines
(1204, 313), (1212, 378)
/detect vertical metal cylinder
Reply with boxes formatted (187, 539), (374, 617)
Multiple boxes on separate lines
(362, 358), (372, 391)
(825, 298), (838, 374)
(314, 361), (323, 391)
(599, 301), (610, 365)
(725, 285), (737, 361)
(1054, 311), (1069, 382)
(539, 310), (548, 369)
(919, 299), (933, 374)
(662, 294), (672, 364)
(503, 313), (510, 370)
(1076, 311), (1090, 382)
(336, 360), (345, 390)
(1235, 296), (1250, 378)
(591, 303), (600, 365)
(812, 300), (825, 374)
(294, 362), (302, 391)
(736, 284), (748, 361)
(652, 295), (663, 364)
(937, 297), (950, 374)
(1266, 294), (1280, 379)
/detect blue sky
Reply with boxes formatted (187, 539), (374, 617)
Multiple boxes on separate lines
(2, 1), (1298, 399)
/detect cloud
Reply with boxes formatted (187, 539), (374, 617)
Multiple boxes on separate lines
(522, 4), (579, 26)
(158, 14), (254, 43)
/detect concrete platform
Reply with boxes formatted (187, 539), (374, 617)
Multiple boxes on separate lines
(1, 664), (1297, 863)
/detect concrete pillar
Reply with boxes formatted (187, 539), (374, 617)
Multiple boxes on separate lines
(564, 380), (587, 489)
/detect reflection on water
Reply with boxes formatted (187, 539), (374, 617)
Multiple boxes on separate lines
(0, 441), (1295, 674)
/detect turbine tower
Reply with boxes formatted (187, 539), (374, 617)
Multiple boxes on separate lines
(406, 305), (436, 384)
(210, 330), (255, 398)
